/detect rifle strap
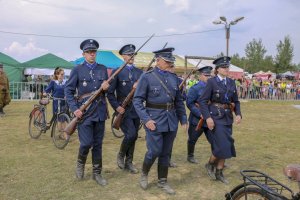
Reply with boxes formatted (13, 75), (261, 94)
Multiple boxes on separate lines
(151, 71), (175, 102)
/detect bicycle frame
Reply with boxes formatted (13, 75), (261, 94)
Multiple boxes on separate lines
(226, 169), (300, 200)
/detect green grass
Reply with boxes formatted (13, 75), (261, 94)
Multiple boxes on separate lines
(0, 100), (300, 200)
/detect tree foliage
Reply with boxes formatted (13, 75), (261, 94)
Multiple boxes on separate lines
(274, 36), (294, 73)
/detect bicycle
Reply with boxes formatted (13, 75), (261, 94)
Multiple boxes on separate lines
(225, 164), (300, 200)
(28, 95), (73, 149)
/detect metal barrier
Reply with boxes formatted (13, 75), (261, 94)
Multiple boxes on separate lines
(237, 85), (300, 100)
(9, 82), (300, 101)
(9, 82), (47, 100)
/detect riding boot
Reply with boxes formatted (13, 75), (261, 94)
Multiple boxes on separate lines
(92, 159), (107, 186)
(125, 142), (139, 174)
(205, 162), (216, 179)
(187, 143), (198, 164)
(139, 162), (152, 190)
(117, 140), (129, 169)
(157, 165), (175, 195)
(0, 107), (4, 116)
(215, 168), (229, 184)
(75, 153), (87, 180)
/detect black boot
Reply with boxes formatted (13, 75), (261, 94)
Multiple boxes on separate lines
(157, 165), (175, 195)
(0, 107), (4, 116)
(205, 162), (216, 179)
(117, 141), (129, 169)
(139, 162), (152, 190)
(125, 143), (139, 174)
(187, 143), (198, 164)
(75, 153), (87, 180)
(92, 159), (107, 186)
(215, 168), (229, 184)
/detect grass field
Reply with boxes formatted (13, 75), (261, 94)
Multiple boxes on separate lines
(0, 100), (300, 200)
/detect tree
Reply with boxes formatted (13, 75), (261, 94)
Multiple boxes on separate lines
(245, 38), (267, 73)
(274, 35), (294, 73)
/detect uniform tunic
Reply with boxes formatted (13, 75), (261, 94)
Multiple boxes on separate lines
(199, 76), (241, 159)
(45, 80), (66, 115)
(0, 71), (11, 108)
(65, 61), (108, 159)
(133, 67), (187, 166)
(186, 81), (209, 145)
(107, 65), (143, 144)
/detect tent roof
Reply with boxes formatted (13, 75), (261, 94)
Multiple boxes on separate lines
(113, 51), (194, 68)
(0, 52), (20, 66)
(187, 58), (244, 72)
(21, 53), (74, 69)
(73, 50), (123, 69)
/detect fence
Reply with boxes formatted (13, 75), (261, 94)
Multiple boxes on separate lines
(9, 82), (300, 101)
(9, 82), (48, 100)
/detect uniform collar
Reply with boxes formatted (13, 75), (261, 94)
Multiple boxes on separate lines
(126, 64), (135, 70)
(217, 74), (226, 82)
(155, 66), (168, 74)
(84, 60), (97, 69)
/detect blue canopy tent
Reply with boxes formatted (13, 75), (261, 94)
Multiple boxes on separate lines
(73, 50), (124, 69)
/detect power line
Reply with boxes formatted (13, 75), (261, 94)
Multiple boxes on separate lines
(0, 28), (223, 39)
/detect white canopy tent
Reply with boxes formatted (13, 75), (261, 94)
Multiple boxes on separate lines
(24, 68), (72, 76)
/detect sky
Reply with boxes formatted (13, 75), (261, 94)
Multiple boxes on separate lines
(0, 0), (299, 65)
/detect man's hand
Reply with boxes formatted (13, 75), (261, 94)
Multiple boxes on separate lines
(101, 80), (110, 91)
(116, 106), (125, 114)
(74, 109), (83, 118)
(206, 117), (215, 130)
(145, 120), (156, 131)
(181, 123), (188, 133)
(235, 115), (242, 124)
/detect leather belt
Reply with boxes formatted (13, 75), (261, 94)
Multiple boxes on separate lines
(146, 102), (175, 110)
(213, 103), (231, 109)
(77, 92), (95, 101)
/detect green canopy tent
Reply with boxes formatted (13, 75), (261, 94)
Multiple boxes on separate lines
(21, 53), (75, 76)
(0, 52), (22, 82)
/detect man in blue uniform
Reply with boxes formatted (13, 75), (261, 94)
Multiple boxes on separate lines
(107, 44), (143, 174)
(65, 39), (110, 186)
(133, 47), (187, 195)
(199, 56), (242, 184)
(186, 66), (212, 164)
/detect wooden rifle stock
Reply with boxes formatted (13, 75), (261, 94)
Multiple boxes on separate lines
(64, 34), (155, 135)
(112, 42), (168, 130)
(179, 59), (202, 91)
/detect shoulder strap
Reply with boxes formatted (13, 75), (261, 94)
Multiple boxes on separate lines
(151, 71), (175, 101)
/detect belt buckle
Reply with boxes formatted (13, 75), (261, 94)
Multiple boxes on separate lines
(166, 102), (172, 111)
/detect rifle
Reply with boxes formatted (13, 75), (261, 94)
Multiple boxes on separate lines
(179, 59), (202, 91)
(195, 102), (235, 131)
(112, 42), (168, 130)
(64, 34), (155, 135)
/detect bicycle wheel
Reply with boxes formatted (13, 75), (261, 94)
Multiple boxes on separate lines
(51, 113), (71, 150)
(111, 112), (124, 138)
(28, 108), (45, 139)
(231, 187), (273, 200)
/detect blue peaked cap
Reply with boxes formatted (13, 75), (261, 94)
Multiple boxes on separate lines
(198, 66), (213, 74)
(153, 47), (176, 63)
(119, 44), (136, 55)
(213, 56), (231, 68)
(80, 39), (99, 52)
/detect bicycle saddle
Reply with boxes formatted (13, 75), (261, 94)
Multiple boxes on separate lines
(283, 164), (300, 181)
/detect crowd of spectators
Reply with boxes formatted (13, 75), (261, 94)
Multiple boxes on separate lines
(235, 77), (300, 100)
